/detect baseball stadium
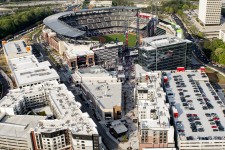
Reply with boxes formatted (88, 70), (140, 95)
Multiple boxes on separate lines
(43, 6), (157, 47)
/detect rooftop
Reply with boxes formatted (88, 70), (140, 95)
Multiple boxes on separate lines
(90, 1), (112, 5)
(136, 71), (174, 143)
(43, 11), (85, 38)
(164, 69), (225, 141)
(74, 66), (112, 78)
(0, 81), (98, 135)
(111, 120), (128, 134)
(8, 55), (50, 71)
(0, 115), (45, 138)
(64, 43), (94, 59)
(139, 34), (191, 50)
(9, 55), (59, 86)
(3, 40), (32, 59)
(83, 81), (122, 109)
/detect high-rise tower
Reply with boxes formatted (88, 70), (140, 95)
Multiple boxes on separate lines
(198, 0), (222, 25)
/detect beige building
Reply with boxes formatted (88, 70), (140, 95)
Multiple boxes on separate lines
(198, 0), (222, 25)
(3, 40), (32, 63)
(0, 80), (100, 150)
(42, 28), (64, 55)
(135, 70), (175, 149)
(63, 44), (95, 70)
(72, 66), (122, 120)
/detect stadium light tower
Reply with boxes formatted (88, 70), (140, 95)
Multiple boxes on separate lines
(136, 8), (140, 47)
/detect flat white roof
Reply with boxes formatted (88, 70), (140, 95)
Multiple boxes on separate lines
(164, 69), (225, 141)
(83, 81), (122, 109)
(9, 55), (59, 86)
(3, 40), (32, 59)
(136, 71), (174, 143)
(9, 55), (51, 71)
(64, 43), (94, 59)
(73, 66), (121, 110)
(73, 66), (112, 78)
(0, 81), (98, 135)
(0, 115), (45, 138)
(139, 34), (191, 51)
(90, 1), (112, 5)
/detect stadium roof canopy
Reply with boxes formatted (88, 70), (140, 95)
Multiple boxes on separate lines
(43, 11), (85, 38)
(43, 7), (139, 38)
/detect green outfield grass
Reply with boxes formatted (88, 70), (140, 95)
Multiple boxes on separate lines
(93, 33), (137, 47)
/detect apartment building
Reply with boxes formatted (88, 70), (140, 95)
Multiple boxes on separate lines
(8, 55), (59, 88)
(0, 115), (46, 150)
(164, 67), (225, 149)
(138, 34), (192, 71)
(0, 80), (100, 150)
(135, 70), (175, 149)
(72, 66), (122, 120)
(198, 0), (222, 25)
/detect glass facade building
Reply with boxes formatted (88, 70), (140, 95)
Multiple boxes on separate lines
(138, 34), (192, 71)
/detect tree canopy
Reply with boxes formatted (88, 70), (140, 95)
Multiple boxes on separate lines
(203, 39), (225, 64)
(161, 0), (197, 14)
(0, 7), (53, 39)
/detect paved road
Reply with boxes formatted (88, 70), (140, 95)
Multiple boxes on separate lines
(171, 14), (210, 64)
(172, 14), (225, 71)
(75, 94), (118, 150)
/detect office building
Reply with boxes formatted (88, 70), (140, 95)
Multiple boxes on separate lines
(138, 34), (192, 71)
(198, 0), (222, 25)
(3, 40), (32, 62)
(135, 70), (175, 149)
(0, 80), (100, 150)
(72, 66), (122, 120)
(164, 67), (225, 150)
(8, 55), (59, 88)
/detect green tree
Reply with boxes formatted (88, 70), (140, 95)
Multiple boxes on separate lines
(182, 4), (189, 10)
(177, 9), (184, 17)
(169, 7), (174, 14)
(197, 31), (204, 38)
(0, 7), (53, 39)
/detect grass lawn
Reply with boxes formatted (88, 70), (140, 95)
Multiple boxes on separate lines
(205, 67), (225, 84)
(93, 33), (137, 47)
